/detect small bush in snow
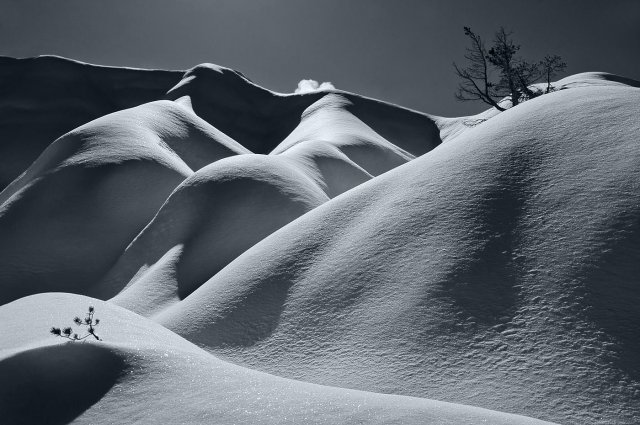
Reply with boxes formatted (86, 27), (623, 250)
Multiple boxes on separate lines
(50, 306), (102, 341)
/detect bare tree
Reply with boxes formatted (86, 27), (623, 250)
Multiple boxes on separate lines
(453, 27), (507, 111)
(454, 26), (566, 111)
(486, 27), (523, 107)
(540, 55), (567, 93)
(514, 61), (542, 100)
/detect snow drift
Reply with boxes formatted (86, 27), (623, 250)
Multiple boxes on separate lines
(0, 100), (248, 305)
(0, 58), (440, 306)
(156, 78), (640, 424)
(0, 56), (638, 424)
(0, 293), (555, 425)
(98, 154), (329, 308)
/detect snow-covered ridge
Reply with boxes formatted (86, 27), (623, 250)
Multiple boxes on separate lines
(0, 56), (439, 189)
(0, 56), (639, 424)
(0, 56), (183, 189)
(0, 56), (441, 306)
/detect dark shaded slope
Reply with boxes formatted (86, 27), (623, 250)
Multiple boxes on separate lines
(0, 56), (182, 189)
(98, 154), (328, 310)
(0, 344), (127, 425)
(0, 57), (441, 191)
(0, 100), (246, 306)
(165, 63), (441, 155)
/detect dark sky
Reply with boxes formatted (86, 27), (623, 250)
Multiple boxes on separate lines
(1, 0), (639, 116)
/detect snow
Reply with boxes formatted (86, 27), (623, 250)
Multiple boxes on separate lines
(0, 294), (556, 425)
(0, 100), (246, 305)
(100, 154), (329, 308)
(0, 56), (182, 191)
(157, 82), (640, 424)
(273, 94), (415, 176)
(0, 56), (638, 424)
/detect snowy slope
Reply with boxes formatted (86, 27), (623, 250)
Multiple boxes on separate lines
(0, 56), (183, 190)
(97, 93), (435, 307)
(0, 58), (440, 307)
(165, 63), (439, 156)
(0, 56), (638, 425)
(155, 80), (640, 424)
(0, 100), (248, 305)
(0, 293), (556, 425)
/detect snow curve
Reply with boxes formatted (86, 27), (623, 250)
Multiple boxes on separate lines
(0, 293), (556, 425)
(0, 100), (245, 305)
(158, 82), (640, 424)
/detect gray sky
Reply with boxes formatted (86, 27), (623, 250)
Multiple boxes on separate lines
(1, 0), (639, 116)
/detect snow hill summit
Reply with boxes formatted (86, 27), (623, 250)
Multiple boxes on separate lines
(0, 55), (639, 425)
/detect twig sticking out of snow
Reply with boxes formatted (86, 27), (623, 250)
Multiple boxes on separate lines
(50, 306), (102, 341)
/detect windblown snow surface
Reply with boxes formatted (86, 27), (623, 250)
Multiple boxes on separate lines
(1, 56), (639, 424)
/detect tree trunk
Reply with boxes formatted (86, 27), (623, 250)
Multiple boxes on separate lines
(509, 73), (519, 107)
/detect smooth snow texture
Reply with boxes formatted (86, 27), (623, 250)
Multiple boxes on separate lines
(100, 154), (329, 310)
(272, 94), (414, 176)
(0, 293), (555, 425)
(99, 93), (436, 312)
(0, 59), (440, 306)
(0, 56), (638, 425)
(0, 100), (248, 305)
(157, 82), (640, 424)
(435, 71), (640, 142)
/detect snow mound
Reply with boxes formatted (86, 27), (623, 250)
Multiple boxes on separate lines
(1, 56), (638, 424)
(0, 343), (127, 425)
(436, 71), (640, 142)
(157, 84), (640, 424)
(0, 56), (182, 190)
(0, 293), (555, 425)
(280, 141), (373, 198)
(0, 100), (246, 305)
(166, 63), (324, 153)
(0, 59), (441, 306)
(97, 154), (329, 311)
(554, 71), (640, 89)
(0, 57), (438, 181)
(166, 63), (441, 155)
(272, 94), (414, 176)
